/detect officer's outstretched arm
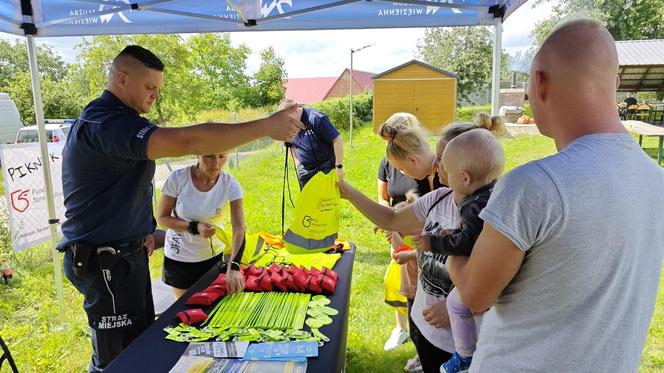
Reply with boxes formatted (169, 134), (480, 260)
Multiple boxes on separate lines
(146, 105), (303, 159)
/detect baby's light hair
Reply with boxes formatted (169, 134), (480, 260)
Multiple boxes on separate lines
(443, 128), (505, 183)
(436, 122), (479, 156)
(379, 113), (429, 161)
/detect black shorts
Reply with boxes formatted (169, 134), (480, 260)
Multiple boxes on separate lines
(162, 253), (223, 289)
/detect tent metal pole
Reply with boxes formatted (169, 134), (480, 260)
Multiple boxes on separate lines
(491, 18), (502, 116)
(349, 49), (354, 148)
(26, 35), (65, 319)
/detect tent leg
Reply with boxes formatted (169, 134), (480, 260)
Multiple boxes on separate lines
(26, 35), (66, 322)
(491, 18), (502, 116)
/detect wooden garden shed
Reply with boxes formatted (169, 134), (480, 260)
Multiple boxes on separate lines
(372, 60), (458, 134)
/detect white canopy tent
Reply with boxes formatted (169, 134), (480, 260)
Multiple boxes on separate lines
(0, 0), (527, 312)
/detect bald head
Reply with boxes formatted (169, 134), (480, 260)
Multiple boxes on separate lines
(533, 19), (618, 92)
(528, 19), (624, 147)
(107, 45), (164, 114)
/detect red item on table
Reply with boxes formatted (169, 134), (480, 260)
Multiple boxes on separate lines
(245, 275), (261, 291)
(245, 265), (262, 277)
(306, 276), (323, 293)
(321, 275), (337, 293)
(271, 272), (288, 292)
(321, 267), (338, 282)
(259, 274), (273, 291)
(186, 289), (224, 306)
(211, 273), (227, 286)
(293, 271), (309, 291)
(176, 308), (207, 325)
(282, 273), (299, 291)
(268, 263), (282, 276)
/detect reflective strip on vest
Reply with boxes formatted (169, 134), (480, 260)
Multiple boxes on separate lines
(283, 229), (337, 251)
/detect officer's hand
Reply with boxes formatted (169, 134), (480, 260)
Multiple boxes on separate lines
(266, 104), (304, 142)
(198, 223), (215, 238)
(226, 267), (245, 294)
(145, 234), (155, 256)
(423, 301), (450, 328)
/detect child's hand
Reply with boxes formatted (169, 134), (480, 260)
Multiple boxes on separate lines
(336, 180), (353, 199)
(394, 250), (415, 265)
(384, 230), (394, 243)
(413, 235), (432, 252)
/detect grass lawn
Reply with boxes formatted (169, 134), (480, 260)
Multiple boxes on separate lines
(0, 126), (662, 372)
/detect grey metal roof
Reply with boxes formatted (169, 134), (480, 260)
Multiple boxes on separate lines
(615, 39), (664, 92)
(616, 39), (664, 66)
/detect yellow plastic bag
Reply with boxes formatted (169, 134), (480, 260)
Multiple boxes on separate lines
(216, 228), (268, 265)
(384, 260), (408, 311)
(215, 227), (232, 252)
(283, 171), (340, 254)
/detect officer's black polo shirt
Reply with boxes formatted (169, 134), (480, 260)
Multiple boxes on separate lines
(61, 90), (158, 246)
(291, 107), (339, 169)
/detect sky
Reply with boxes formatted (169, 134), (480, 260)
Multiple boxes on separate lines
(0, 1), (554, 78)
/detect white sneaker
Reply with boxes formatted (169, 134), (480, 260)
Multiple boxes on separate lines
(384, 327), (409, 351)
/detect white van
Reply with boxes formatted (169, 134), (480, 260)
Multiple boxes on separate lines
(15, 124), (68, 143)
(0, 93), (23, 144)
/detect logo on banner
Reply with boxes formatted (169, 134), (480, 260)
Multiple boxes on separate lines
(378, 0), (463, 17)
(261, 0), (293, 16)
(99, 0), (133, 24)
(427, 0), (464, 15)
(10, 189), (30, 213)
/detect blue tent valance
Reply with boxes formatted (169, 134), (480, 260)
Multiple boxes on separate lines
(0, 0), (525, 37)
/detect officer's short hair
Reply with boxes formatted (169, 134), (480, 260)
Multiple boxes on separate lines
(117, 45), (165, 71)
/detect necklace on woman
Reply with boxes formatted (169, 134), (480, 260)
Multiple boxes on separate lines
(193, 166), (218, 190)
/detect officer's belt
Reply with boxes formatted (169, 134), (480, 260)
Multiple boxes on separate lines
(93, 239), (145, 257)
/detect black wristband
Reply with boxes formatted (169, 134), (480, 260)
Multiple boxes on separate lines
(188, 221), (199, 235)
(335, 164), (343, 169)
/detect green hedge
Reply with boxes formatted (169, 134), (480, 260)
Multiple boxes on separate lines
(457, 104), (491, 122)
(309, 91), (373, 130)
(456, 103), (533, 122)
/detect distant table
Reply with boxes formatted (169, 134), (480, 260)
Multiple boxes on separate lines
(105, 246), (356, 373)
(623, 120), (664, 164)
(650, 105), (664, 126)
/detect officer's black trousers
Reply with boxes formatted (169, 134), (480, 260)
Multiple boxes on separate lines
(64, 247), (154, 372)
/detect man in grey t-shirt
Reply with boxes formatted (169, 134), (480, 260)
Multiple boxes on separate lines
(447, 20), (664, 372)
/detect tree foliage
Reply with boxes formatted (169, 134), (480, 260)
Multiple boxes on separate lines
(0, 40), (80, 124)
(0, 33), (288, 126)
(251, 47), (287, 107)
(416, 27), (510, 102)
(532, 0), (664, 47)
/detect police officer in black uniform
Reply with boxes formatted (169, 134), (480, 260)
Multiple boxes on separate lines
(59, 45), (303, 372)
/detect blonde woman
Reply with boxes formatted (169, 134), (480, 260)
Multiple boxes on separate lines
(156, 153), (246, 299)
